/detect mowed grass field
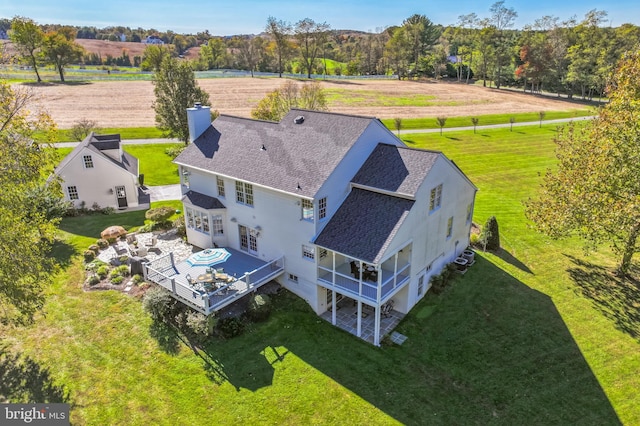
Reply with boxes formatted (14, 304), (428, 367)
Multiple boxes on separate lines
(3, 123), (639, 424)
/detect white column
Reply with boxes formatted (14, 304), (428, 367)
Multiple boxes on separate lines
(356, 300), (362, 337)
(332, 290), (337, 325)
(374, 306), (381, 346)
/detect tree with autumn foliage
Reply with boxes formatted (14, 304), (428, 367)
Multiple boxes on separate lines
(0, 81), (65, 324)
(41, 26), (84, 82)
(525, 51), (640, 276)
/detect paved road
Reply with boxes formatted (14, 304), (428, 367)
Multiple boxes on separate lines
(53, 138), (181, 148)
(53, 117), (595, 148)
(144, 184), (182, 202)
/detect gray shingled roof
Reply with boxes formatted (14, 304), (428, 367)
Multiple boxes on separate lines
(313, 188), (414, 264)
(55, 132), (137, 175)
(173, 109), (378, 198)
(182, 190), (226, 209)
(351, 143), (439, 197)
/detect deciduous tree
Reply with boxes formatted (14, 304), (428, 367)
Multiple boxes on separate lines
(251, 80), (328, 121)
(153, 57), (212, 143)
(41, 27), (84, 82)
(294, 18), (330, 79)
(9, 17), (44, 82)
(0, 82), (64, 324)
(265, 17), (292, 78)
(525, 51), (640, 275)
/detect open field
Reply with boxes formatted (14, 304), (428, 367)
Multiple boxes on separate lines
(15, 77), (589, 128)
(4, 125), (638, 424)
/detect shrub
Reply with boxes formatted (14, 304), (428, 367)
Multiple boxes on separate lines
(107, 237), (117, 244)
(111, 276), (124, 285)
(184, 311), (213, 343)
(88, 244), (100, 252)
(88, 275), (101, 286)
(109, 269), (121, 280)
(174, 216), (186, 237)
(470, 233), (481, 246)
(132, 274), (144, 284)
(247, 294), (272, 322)
(165, 145), (186, 158)
(137, 223), (153, 233)
(101, 207), (115, 215)
(115, 264), (130, 276)
(151, 220), (172, 231)
(142, 287), (176, 322)
(483, 216), (500, 251)
(96, 265), (109, 279)
(145, 206), (175, 222)
(83, 250), (96, 262)
(96, 239), (109, 248)
(216, 316), (245, 339)
(91, 202), (102, 212)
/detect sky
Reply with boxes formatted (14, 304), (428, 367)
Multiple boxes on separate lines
(2, 0), (639, 35)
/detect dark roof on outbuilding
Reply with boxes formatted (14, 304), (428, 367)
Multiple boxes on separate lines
(181, 190), (226, 210)
(351, 143), (440, 197)
(55, 132), (137, 175)
(313, 188), (414, 264)
(173, 109), (379, 198)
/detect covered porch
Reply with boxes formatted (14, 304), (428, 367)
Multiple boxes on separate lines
(143, 247), (284, 315)
(320, 290), (405, 345)
(317, 244), (412, 305)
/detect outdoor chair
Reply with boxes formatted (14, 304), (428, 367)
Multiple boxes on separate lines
(145, 235), (157, 248)
(381, 300), (395, 318)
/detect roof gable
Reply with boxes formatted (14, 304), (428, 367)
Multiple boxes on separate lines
(313, 188), (414, 264)
(174, 109), (378, 197)
(55, 133), (137, 176)
(351, 144), (440, 198)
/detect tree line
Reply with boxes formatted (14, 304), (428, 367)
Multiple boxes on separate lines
(4, 3), (640, 99)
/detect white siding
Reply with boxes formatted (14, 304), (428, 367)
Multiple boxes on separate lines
(57, 147), (139, 210)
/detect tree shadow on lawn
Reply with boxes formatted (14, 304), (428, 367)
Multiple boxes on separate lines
(168, 257), (620, 424)
(50, 239), (77, 269)
(492, 247), (534, 274)
(0, 343), (72, 404)
(565, 255), (640, 341)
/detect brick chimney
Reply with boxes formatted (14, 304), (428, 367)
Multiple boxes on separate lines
(187, 102), (211, 143)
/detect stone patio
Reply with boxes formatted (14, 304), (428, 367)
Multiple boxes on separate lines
(97, 230), (195, 264)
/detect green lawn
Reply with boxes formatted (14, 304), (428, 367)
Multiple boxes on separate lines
(3, 123), (638, 424)
(380, 109), (594, 130)
(55, 143), (182, 187)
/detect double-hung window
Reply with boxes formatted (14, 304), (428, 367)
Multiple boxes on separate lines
(429, 184), (442, 213)
(185, 207), (210, 235)
(236, 181), (254, 206)
(301, 199), (314, 221)
(83, 155), (94, 168)
(67, 186), (79, 200)
(446, 216), (453, 239)
(302, 245), (315, 261)
(217, 177), (225, 197)
(318, 197), (327, 220)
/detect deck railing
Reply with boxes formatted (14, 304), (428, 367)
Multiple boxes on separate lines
(318, 264), (410, 304)
(143, 253), (285, 315)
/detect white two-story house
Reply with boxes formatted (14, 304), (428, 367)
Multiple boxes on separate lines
(173, 104), (477, 345)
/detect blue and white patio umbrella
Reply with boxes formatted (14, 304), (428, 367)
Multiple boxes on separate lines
(186, 248), (231, 267)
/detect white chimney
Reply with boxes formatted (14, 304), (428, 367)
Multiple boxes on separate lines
(186, 102), (211, 143)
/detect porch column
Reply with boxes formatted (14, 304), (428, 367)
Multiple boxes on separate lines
(331, 252), (337, 325)
(356, 300), (362, 337)
(375, 268), (382, 346)
(332, 290), (337, 325)
(374, 306), (381, 346)
(394, 253), (399, 287)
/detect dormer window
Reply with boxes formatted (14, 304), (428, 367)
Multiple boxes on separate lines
(83, 155), (94, 168)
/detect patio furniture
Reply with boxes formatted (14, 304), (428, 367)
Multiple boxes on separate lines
(145, 235), (157, 248)
(197, 273), (214, 283)
(350, 261), (360, 279)
(381, 300), (395, 318)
